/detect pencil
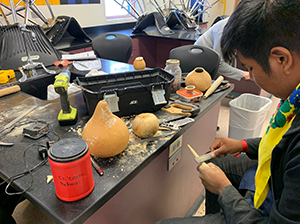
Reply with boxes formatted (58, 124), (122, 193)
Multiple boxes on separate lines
(90, 156), (104, 176)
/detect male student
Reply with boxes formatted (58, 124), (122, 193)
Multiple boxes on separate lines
(156, 0), (300, 223)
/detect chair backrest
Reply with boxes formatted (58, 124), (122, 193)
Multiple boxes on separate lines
(211, 15), (229, 27)
(169, 45), (220, 80)
(92, 33), (133, 63)
(0, 24), (60, 70)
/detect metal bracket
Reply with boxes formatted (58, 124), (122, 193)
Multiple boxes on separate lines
(151, 85), (167, 105)
(104, 92), (120, 112)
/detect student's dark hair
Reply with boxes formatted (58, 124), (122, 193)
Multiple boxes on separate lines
(221, 0), (300, 74)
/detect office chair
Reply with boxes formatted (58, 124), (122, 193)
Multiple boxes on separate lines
(169, 45), (220, 80)
(92, 33), (133, 63)
(211, 15), (229, 27)
(0, 24), (60, 70)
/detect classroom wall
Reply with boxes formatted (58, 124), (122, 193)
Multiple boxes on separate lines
(202, 0), (234, 27)
(1, 0), (237, 28)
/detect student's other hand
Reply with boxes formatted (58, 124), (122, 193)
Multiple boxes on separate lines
(197, 163), (232, 194)
(242, 71), (253, 80)
(210, 136), (243, 158)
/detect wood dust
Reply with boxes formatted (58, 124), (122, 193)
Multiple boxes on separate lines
(89, 115), (174, 174)
(107, 129), (172, 172)
(68, 126), (83, 136)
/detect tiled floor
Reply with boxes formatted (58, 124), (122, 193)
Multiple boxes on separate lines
(11, 93), (280, 223)
(12, 200), (55, 224)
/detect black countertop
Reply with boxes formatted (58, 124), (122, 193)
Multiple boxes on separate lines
(0, 65), (233, 223)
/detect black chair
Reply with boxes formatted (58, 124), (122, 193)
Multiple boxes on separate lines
(211, 15), (229, 27)
(0, 24), (60, 70)
(92, 33), (133, 63)
(169, 45), (220, 80)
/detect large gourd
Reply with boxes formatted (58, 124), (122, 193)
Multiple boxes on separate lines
(185, 67), (212, 92)
(82, 100), (129, 158)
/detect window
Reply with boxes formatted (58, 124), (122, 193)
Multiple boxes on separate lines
(105, 0), (137, 19)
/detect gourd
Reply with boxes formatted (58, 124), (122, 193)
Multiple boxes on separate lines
(82, 100), (129, 158)
(185, 67), (212, 92)
(132, 113), (159, 138)
(133, 57), (146, 70)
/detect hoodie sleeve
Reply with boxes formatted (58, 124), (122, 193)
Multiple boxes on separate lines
(245, 138), (261, 160)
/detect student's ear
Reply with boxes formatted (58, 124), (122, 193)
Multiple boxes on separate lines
(269, 47), (292, 75)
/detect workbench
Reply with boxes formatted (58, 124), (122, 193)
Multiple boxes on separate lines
(0, 58), (233, 224)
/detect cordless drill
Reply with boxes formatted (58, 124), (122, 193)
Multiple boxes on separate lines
(54, 69), (78, 125)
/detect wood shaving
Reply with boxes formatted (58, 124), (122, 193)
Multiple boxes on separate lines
(92, 114), (174, 174)
(129, 133), (140, 142)
(68, 126), (83, 136)
(47, 175), (53, 184)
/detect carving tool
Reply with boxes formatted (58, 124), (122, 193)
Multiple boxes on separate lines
(162, 101), (200, 117)
(71, 83), (94, 94)
(187, 144), (210, 167)
(90, 156), (104, 176)
(0, 141), (14, 146)
(214, 83), (230, 94)
(203, 75), (224, 99)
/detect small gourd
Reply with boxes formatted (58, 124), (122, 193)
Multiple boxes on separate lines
(185, 67), (212, 92)
(132, 113), (159, 138)
(82, 100), (129, 158)
(133, 57), (146, 70)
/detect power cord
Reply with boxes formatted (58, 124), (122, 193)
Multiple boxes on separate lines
(1, 143), (49, 195)
(0, 120), (60, 195)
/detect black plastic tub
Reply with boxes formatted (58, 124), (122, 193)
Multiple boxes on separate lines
(75, 68), (174, 117)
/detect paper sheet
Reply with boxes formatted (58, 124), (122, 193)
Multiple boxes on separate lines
(73, 59), (102, 71)
(61, 51), (96, 61)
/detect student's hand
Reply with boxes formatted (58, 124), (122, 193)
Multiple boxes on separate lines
(210, 136), (243, 158)
(197, 163), (232, 194)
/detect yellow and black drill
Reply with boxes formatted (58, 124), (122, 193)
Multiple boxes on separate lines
(54, 69), (77, 125)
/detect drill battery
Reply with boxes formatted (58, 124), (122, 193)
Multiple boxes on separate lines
(0, 70), (15, 84)
(23, 122), (49, 139)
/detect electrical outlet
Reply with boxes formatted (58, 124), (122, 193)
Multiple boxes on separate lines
(169, 135), (182, 158)
(168, 147), (181, 171)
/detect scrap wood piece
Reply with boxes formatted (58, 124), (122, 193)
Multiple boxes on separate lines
(47, 175), (53, 184)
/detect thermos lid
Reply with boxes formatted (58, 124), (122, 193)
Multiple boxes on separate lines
(48, 138), (88, 162)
